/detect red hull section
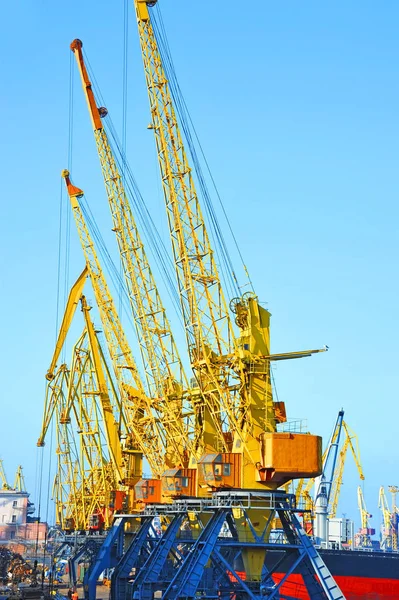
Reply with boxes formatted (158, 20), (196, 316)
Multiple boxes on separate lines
(274, 573), (399, 599)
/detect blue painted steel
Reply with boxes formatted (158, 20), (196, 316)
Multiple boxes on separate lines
(80, 491), (344, 600)
(111, 516), (153, 600)
(212, 548), (258, 600)
(131, 513), (183, 599)
(68, 541), (100, 589)
(84, 517), (125, 600)
(317, 410), (345, 505)
(291, 513), (345, 600)
(163, 509), (228, 599)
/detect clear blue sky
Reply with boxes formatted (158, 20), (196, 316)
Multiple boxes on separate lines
(1, 0), (398, 531)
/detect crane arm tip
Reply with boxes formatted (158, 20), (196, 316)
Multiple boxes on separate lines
(70, 39), (83, 52)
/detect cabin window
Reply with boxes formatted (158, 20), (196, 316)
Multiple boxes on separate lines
(214, 464), (222, 481)
(182, 477), (189, 488)
(223, 464), (231, 477)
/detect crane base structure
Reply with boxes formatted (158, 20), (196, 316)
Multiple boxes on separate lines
(82, 491), (345, 600)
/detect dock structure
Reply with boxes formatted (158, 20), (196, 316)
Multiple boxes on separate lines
(78, 491), (344, 600)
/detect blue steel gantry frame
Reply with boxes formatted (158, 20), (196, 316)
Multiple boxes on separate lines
(82, 491), (344, 600)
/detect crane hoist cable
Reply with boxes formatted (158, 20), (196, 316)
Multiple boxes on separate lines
(82, 49), (182, 323)
(151, 5), (249, 300)
(79, 198), (137, 334)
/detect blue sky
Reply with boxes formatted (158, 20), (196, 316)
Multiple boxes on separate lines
(1, 0), (398, 531)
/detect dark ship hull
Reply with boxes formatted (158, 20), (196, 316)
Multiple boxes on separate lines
(267, 548), (399, 598)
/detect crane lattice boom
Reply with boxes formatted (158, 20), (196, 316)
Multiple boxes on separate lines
(70, 40), (197, 467)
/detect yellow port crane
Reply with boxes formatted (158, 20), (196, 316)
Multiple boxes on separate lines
(39, 267), (88, 444)
(13, 466), (26, 493)
(329, 421), (364, 519)
(388, 485), (399, 550)
(294, 413), (364, 535)
(0, 460), (10, 490)
(81, 295), (125, 490)
(38, 267), (142, 523)
(132, 0), (324, 494)
(61, 172), (165, 481)
(357, 486), (373, 548)
(69, 41), (197, 476)
(44, 333), (120, 530)
(379, 486), (393, 551)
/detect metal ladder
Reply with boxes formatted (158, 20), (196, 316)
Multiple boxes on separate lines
(292, 513), (346, 600)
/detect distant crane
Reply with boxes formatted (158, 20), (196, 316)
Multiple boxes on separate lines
(379, 486), (393, 551)
(13, 466), (26, 492)
(356, 486), (374, 548)
(388, 485), (399, 550)
(295, 410), (364, 523)
(329, 421), (365, 519)
(0, 460), (10, 490)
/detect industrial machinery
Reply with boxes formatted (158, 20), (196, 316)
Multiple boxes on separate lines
(388, 485), (399, 550)
(38, 0), (348, 595)
(41, 327), (122, 531)
(329, 421), (364, 519)
(13, 466), (26, 492)
(69, 41), (198, 485)
(48, 0), (348, 596)
(294, 409), (365, 543)
(38, 267), (143, 529)
(130, 0), (325, 499)
(0, 460), (10, 490)
(379, 486), (393, 551)
(355, 486), (374, 548)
